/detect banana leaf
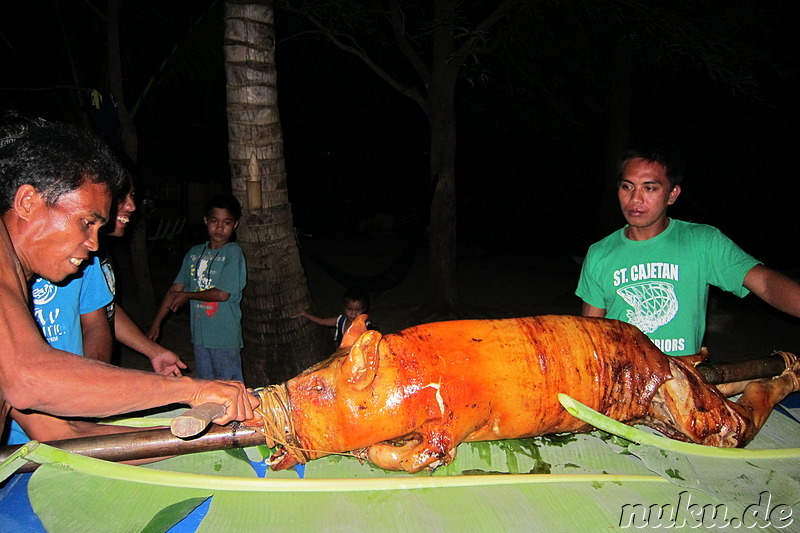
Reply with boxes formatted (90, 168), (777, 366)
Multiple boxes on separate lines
(4, 397), (799, 532)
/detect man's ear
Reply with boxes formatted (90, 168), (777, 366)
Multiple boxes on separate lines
(668, 184), (681, 205)
(13, 184), (41, 220)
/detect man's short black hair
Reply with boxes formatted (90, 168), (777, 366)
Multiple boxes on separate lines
(618, 143), (684, 187)
(0, 114), (125, 214)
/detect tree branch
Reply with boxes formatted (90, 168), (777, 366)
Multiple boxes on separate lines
(81, 0), (107, 22)
(130, 0), (221, 120)
(301, 11), (426, 108)
(453, 0), (529, 62)
(388, 1), (431, 86)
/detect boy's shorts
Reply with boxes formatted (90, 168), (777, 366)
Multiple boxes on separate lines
(193, 346), (244, 382)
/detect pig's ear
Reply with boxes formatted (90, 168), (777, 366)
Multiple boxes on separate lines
(340, 314), (370, 350)
(342, 329), (381, 391)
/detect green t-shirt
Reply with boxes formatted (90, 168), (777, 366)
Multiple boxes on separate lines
(175, 241), (246, 349)
(575, 219), (759, 355)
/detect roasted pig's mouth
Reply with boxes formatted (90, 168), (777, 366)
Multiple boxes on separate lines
(267, 446), (300, 470)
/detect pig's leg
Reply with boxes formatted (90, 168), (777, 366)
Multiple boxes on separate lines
(715, 379), (754, 397)
(646, 353), (799, 447)
(646, 359), (753, 447)
(730, 354), (800, 444)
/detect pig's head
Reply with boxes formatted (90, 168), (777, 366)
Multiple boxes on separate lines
(268, 315), (408, 470)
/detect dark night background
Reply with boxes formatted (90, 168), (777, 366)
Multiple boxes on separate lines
(1, 1), (798, 269)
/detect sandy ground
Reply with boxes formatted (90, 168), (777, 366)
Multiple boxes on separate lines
(119, 230), (800, 375)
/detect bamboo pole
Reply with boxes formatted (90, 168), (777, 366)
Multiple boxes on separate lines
(0, 423), (265, 473)
(696, 355), (789, 385)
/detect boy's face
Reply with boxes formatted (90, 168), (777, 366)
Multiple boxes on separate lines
(204, 207), (239, 249)
(344, 299), (366, 320)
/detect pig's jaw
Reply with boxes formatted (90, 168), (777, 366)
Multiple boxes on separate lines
(255, 385), (309, 468)
(354, 434), (424, 471)
(268, 447), (300, 470)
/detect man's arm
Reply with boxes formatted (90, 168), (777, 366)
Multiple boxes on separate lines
(10, 408), (176, 467)
(81, 307), (113, 363)
(1, 277), (256, 423)
(581, 301), (607, 318)
(743, 264), (800, 317)
(115, 306), (187, 376)
(10, 407), (142, 442)
(1, 342), (257, 424)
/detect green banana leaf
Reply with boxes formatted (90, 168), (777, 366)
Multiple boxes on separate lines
(7, 397), (799, 532)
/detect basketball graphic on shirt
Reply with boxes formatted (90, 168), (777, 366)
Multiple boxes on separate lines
(616, 281), (678, 334)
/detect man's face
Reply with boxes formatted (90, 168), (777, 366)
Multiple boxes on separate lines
(617, 158), (680, 237)
(21, 180), (110, 282)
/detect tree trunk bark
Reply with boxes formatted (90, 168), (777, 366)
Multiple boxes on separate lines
(426, 92), (459, 314)
(224, 0), (332, 386)
(424, 0), (461, 314)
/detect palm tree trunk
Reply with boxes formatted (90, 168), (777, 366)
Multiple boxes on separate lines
(224, 0), (332, 385)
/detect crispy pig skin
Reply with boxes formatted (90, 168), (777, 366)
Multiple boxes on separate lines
(274, 315), (790, 473)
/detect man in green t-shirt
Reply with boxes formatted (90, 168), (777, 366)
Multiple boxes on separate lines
(576, 146), (800, 355)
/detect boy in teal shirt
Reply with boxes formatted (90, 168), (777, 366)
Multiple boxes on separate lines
(148, 193), (246, 380)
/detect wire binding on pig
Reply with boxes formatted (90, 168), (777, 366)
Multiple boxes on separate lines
(255, 385), (308, 465)
(253, 385), (364, 466)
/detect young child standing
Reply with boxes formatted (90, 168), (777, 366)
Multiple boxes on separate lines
(147, 192), (247, 381)
(295, 288), (370, 348)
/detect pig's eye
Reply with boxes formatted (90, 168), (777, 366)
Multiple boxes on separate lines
(307, 376), (328, 394)
(300, 375), (336, 402)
